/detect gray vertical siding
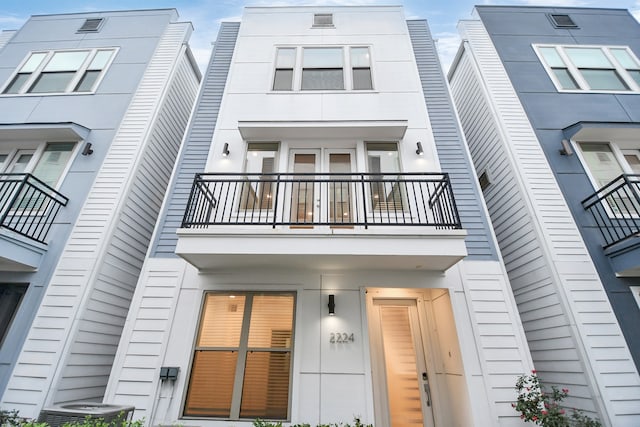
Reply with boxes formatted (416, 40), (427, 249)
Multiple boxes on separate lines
(152, 22), (240, 257)
(407, 20), (498, 260)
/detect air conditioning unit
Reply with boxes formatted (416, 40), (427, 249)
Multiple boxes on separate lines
(38, 402), (135, 427)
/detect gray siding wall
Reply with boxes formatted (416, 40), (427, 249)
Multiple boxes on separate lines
(0, 30), (15, 50)
(0, 19), (199, 417)
(151, 22), (240, 257)
(475, 5), (640, 369)
(449, 48), (598, 416)
(0, 10), (177, 395)
(407, 20), (498, 261)
(52, 50), (199, 404)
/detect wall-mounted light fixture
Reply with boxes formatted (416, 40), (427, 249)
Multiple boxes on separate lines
(81, 142), (94, 156)
(416, 141), (424, 156)
(559, 139), (573, 156)
(328, 294), (336, 316)
(222, 142), (230, 157)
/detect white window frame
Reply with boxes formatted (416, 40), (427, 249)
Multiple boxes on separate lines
(575, 140), (640, 218)
(534, 44), (640, 93)
(0, 141), (79, 189)
(271, 45), (374, 92)
(1, 48), (118, 96)
(183, 291), (296, 421)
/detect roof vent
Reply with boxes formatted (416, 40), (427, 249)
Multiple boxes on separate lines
(313, 13), (333, 27)
(549, 14), (578, 28)
(78, 18), (104, 33)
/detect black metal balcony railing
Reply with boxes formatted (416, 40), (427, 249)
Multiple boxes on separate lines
(582, 174), (640, 248)
(0, 173), (69, 244)
(182, 173), (462, 229)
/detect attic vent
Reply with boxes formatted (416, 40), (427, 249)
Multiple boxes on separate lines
(78, 18), (104, 33)
(549, 14), (578, 28)
(479, 170), (491, 192)
(313, 13), (334, 27)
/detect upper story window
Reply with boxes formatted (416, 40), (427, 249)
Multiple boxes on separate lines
(302, 47), (344, 90)
(273, 46), (373, 92)
(2, 48), (116, 95)
(184, 292), (295, 420)
(535, 45), (640, 92)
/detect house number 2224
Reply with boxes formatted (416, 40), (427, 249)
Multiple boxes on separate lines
(330, 332), (355, 343)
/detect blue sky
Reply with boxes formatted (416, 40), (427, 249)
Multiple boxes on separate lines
(1, 0), (639, 72)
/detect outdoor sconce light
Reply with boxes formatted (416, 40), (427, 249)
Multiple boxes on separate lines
(416, 141), (424, 156)
(328, 294), (336, 316)
(559, 139), (573, 156)
(82, 142), (94, 156)
(222, 142), (230, 157)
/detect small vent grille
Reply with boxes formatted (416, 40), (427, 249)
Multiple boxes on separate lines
(479, 170), (491, 192)
(549, 14), (578, 28)
(78, 18), (104, 33)
(313, 13), (333, 27)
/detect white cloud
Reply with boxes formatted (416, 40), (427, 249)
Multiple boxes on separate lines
(0, 14), (27, 29)
(434, 32), (462, 74)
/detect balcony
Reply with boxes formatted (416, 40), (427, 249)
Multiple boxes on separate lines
(582, 174), (640, 276)
(176, 173), (467, 272)
(0, 173), (68, 270)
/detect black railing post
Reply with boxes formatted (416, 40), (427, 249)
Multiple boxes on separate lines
(360, 174), (368, 229)
(272, 174), (281, 229)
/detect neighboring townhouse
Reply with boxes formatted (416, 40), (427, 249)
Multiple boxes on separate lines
(449, 5), (640, 426)
(104, 6), (534, 427)
(0, 9), (200, 419)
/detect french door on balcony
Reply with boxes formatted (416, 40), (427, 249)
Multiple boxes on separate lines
(288, 148), (356, 226)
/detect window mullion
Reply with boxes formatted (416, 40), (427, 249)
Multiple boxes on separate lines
(604, 47), (640, 91)
(557, 47), (588, 90)
(67, 49), (95, 92)
(230, 293), (254, 419)
(20, 51), (53, 94)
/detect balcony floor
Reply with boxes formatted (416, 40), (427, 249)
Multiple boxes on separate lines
(175, 227), (467, 272)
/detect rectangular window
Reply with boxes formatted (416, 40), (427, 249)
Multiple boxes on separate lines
(536, 45), (640, 92)
(351, 47), (372, 90)
(0, 284), (27, 346)
(366, 142), (405, 212)
(578, 142), (640, 217)
(240, 143), (279, 211)
(273, 48), (296, 91)
(184, 292), (295, 420)
(301, 47), (344, 90)
(2, 48), (116, 95)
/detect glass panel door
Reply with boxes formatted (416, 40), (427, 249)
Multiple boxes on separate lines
(370, 299), (435, 427)
(580, 143), (639, 217)
(326, 150), (355, 224)
(289, 150), (319, 224)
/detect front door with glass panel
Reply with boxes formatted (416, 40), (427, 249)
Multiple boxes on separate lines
(369, 299), (435, 427)
(288, 149), (355, 225)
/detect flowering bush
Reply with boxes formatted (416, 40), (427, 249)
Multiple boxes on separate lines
(513, 371), (601, 426)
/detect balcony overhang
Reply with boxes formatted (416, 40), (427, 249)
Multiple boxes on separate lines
(563, 121), (640, 143)
(0, 229), (47, 271)
(238, 120), (408, 140)
(604, 236), (640, 277)
(0, 122), (90, 142)
(175, 228), (467, 272)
